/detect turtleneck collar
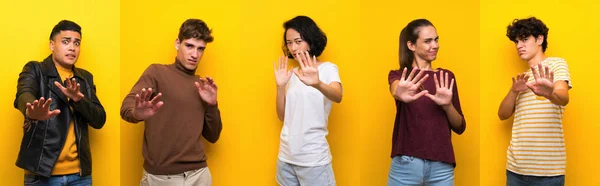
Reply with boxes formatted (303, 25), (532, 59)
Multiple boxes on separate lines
(174, 57), (196, 75)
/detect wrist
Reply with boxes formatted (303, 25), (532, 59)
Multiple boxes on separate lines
(442, 103), (454, 112)
(312, 81), (325, 89)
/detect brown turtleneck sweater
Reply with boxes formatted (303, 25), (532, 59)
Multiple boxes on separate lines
(120, 59), (222, 175)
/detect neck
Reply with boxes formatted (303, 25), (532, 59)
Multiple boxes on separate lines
(527, 50), (547, 67)
(52, 57), (73, 71)
(412, 58), (432, 70)
(175, 58), (196, 75)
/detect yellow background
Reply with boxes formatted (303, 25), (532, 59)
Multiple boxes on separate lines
(120, 0), (361, 185)
(1, 0), (598, 185)
(359, 0), (481, 185)
(480, 0), (600, 185)
(0, 0), (121, 186)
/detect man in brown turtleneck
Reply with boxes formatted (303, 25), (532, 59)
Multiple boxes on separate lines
(120, 19), (222, 186)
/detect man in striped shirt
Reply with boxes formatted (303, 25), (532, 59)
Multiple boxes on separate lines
(498, 17), (571, 186)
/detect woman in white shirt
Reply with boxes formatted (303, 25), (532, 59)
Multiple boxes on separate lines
(273, 15), (343, 186)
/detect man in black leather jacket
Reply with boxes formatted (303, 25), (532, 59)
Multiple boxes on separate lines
(13, 20), (106, 186)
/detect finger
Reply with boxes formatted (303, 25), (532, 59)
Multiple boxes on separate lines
(296, 52), (306, 69)
(512, 77), (516, 84)
(279, 55), (284, 70)
(71, 78), (77, 89)
(312, 55), (317, 67)
(54, 81), (66, 91)
(411, 70), (426, 84)
(49, 109), (61, 117)
(140, 88), (148, 101)
(33, 100), (40, 109)
(195, 81), (202, 90)
(155, 101), (164, 110)
(207, 77), (215, 85)
(26, 102), (34, 112)
(526, 82), (534, 89)
(39, 97), (46, 107)
(407, 68), (418, 82)
(414, 74), (429, 87)
(537, 63), (545, 79)
(150, 93), (163, 105)
(550, 71), (555, 82)
(438, 70), (444, 88)
(449, 78), (455, 92)
(284, 55), (289, 70)
(400, 67), (408, 81)
(75, 83), (81, 93)
(43, 98), (53, 110)
(530, 66), (539, 80)
(424, 92), (435, 100)
(445, 72), (449, 89)
(414, 90), (429, 99)
(544, 65), (550, 79)
(134, 94), (141, 107)
(211, 83), (218, 91)
(433, 73), (440, 89)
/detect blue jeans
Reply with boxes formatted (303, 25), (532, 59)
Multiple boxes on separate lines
(506, 170), (564, 186)
(276, 159), (336, 186)
(24, 174), (92, 186)
(388, 155), (454, 186)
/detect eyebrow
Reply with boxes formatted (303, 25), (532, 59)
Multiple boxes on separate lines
(184, 42), (205, 49)
(424, 36), (439, 41)
(60, 37), (81, 42)
(286, 38), (302, 42)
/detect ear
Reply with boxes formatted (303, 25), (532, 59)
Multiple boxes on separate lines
(175, 38), (180, 50)
(407, 40), (416, 52)
(535, 35), (544, 46)
(49, 40), (55, 51)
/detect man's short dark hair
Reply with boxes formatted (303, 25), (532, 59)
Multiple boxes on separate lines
(506, 17), (549, 52)
(49, 20), (81, 41)
(178, 19), (214, 43)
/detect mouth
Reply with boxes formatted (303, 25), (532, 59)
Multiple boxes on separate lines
(518, 50), (525, 55)
(187, 59), (198, 64)
(65, 54), (77, 59)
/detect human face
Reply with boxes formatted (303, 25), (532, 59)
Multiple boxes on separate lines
(50, 30), (81, 68)
(408, 26), (439, 63)
(176, 38), (207, 71)
(285, 28), (310, 59)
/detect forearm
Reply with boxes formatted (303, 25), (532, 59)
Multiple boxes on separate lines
(498, 90), (518, 120)
(71, 97), (106, 129)
(547, 88), (569, 106)
(314, 81), (342, 103)
(202, 104), (223, 143)
(120, 93), (141, 123)
(276, 86), (286, 121)
(442, 103), (464, 132)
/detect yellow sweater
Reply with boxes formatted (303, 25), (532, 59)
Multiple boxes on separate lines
(51, 64), (80, 175)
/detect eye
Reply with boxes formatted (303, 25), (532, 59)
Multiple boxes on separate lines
(62, 40), (69, 44)
(74, 41), (80, 46)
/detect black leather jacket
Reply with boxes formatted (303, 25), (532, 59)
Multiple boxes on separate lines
(13, 55), (106, 177)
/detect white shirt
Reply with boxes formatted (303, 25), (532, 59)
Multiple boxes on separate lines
(278, 62), (342, 167)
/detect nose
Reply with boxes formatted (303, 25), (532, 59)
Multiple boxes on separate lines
(190, 50), (198, 59)
(432, 40), (439, 49)
(68, 43), (75, 51)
